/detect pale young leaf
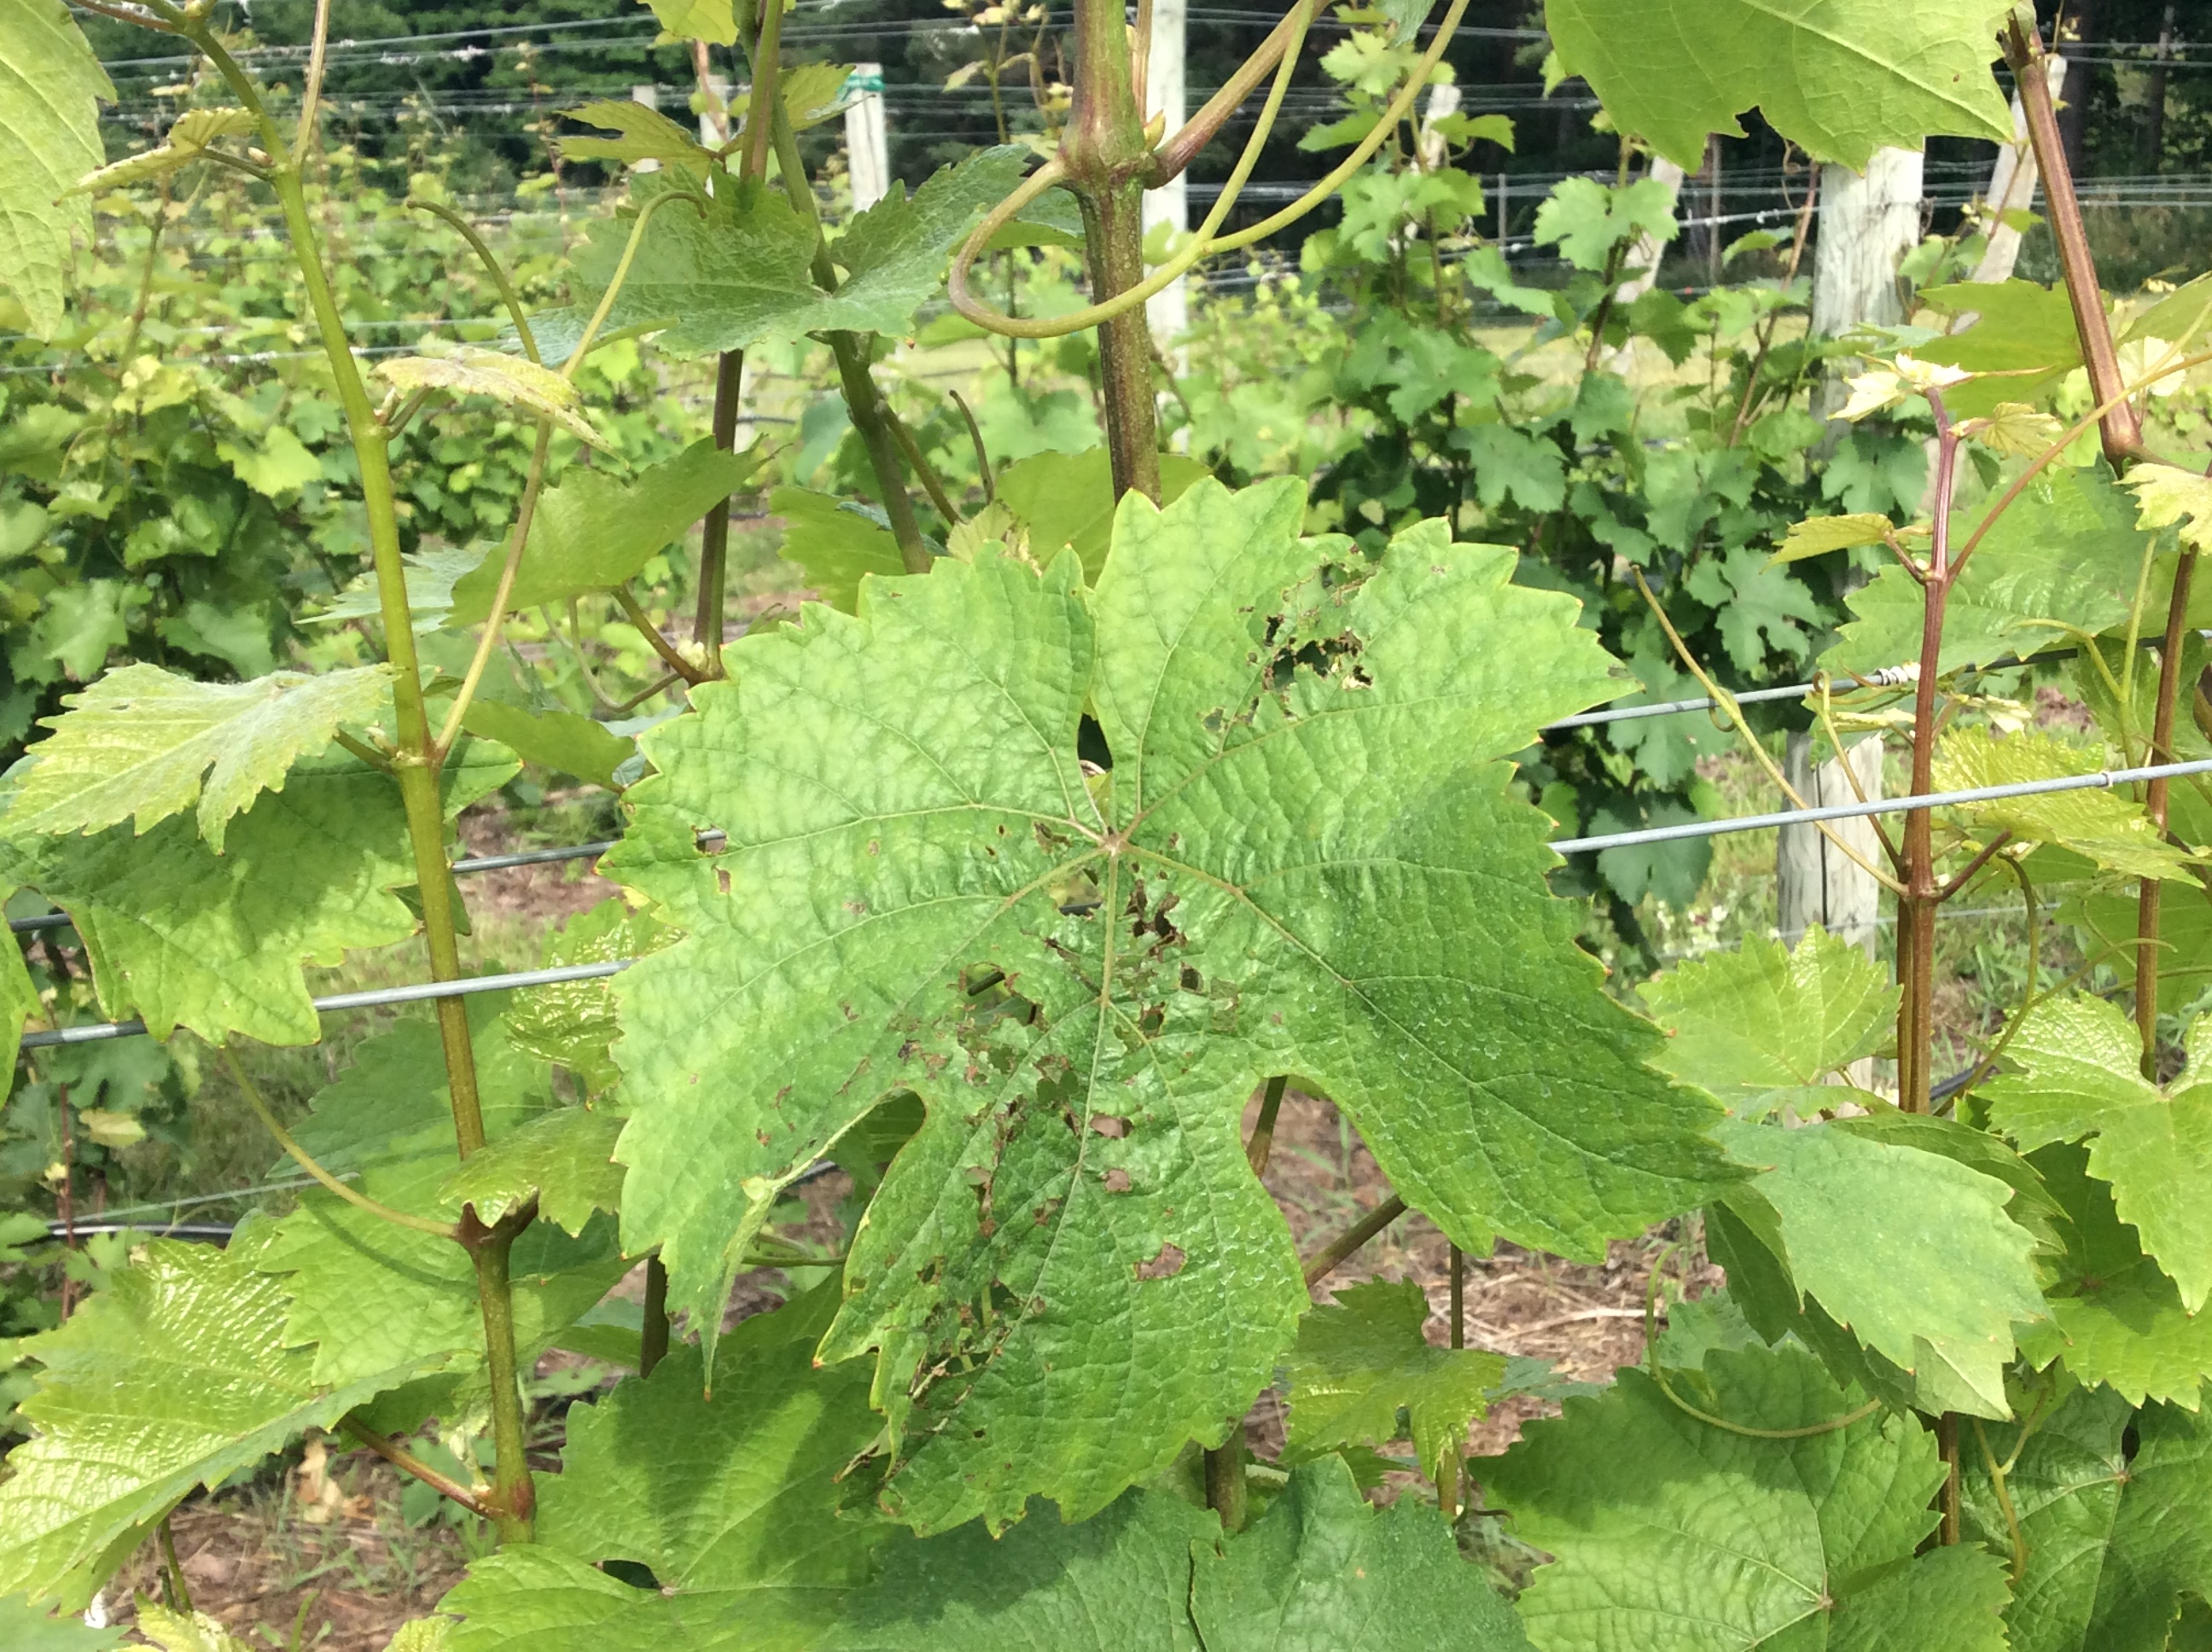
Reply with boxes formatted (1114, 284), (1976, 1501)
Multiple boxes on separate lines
(129, 1603), (254, 1652)
(67, 108), (254, 196)
(375, 344), (611, 451)
(1770, 512), (1898, 565)
(1971, 400), (2065, 460)
(1838, 369), (1906, 422)
(2123, 461), (2212, 554)
(556, 99), (712, 172)
(3, 662), (394, 852)
(1932, 726), (2200, 883)
(1284, 1279), (1505, 1477)
(439, 1106), (626, 1236)
(0, 0), (114, 338)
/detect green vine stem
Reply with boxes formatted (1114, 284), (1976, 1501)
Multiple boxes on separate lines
(1245, 1075), (1288, 1176)
(340, 1416), (498, 1521)
(158, 1518), (191, 1612)
(1301, 1194), (1407, 1287)
(172, 5), (541, 1537)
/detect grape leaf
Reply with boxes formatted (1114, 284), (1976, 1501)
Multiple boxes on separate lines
(257, 1014), (628, 1394)
(556, 99), (713, 174)
(602, 481), (1727, 1532)
(1773, 513), (1897, 565)
(2125, 462), (2212, 555)
(1487, 1341), (2011, 1651)
(457, 703), (632, 790)
(1545, 0), (2014, 171)
(440, 1106), (625, 1236)
(1638, 926), (1896, 1118)
(770, 486), (905, 611)
(1, 742), (515, 1045)
(3, 662), (394, 852)
(502, 899), (676, 1097)
(447, 439), (760, 624)
(1932, 727), (2200, 883)
(992, 447), (1214, 583)
(1961, 1382), (2212, 1652)
(131, 1603), (253, 1652)
(1824, 465), (2161, 677)
(1284, 1279), (1505, 1479)
(2018, 1144), (2212, 1408)
(1186, 1457), (1533, 1651)
(1912, 279), (2085, 417)
(1530, 176), (1679, 274)
(573, 149), (1030, 359)
(641, 0), (734, 43)
(0, 0), (112, 339)
(308, 546), (488, 633)
(0, 1224), (427, 1609)
(0, 881), (37, 1075)
(1715, 1117), (2046, 1416)
(375, 346), (611, 452)
(1986, 994), (2212, 1313)
(68, 108), (253, 197)
(0, 1592), (123, 1650)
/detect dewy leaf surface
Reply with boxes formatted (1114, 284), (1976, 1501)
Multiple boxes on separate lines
(1716, 1118), (2045, 1416)
(0, 743), (515, 1044)
(605, 480), (1727, 1532)
(1962, 1383), (2212, 1652)
(1187, 1457), (1533, 1652)
(439, 1287), (888, 1652)
(1545, 0), (2013, 171)
(0, 0), (112, 339)
(3, 662), (394, 852)
(447, 439), (760, 624)
(1284, 1278), (1505, 1477)
(1487, 1341), (2009, 1651)
(1986, 993), (2212, 1312)
(1638, 926), (1895, 1117)
(0, 1224), (425, 1608)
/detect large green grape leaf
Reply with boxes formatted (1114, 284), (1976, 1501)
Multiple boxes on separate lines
(257, 1013), (628, 1394)
(0, 1224), (428, 1608)
(1823, 465), (2160, 677)
(1545, 0), (2012, 171)
(1715, 1117), (2046, 1416)
(1986, 994), (2212, 1312)
(0, 0), (111, 339)
(434, 1286), (888, 1652)
(1933, 728), (2201, 883)
(573, 148), (1029, 359)
(447, 439), (761, 625)
(1961, 1383), (2212, 1652)
(3, 662), (394, 852)
(1487, 1341), (2011, 1651)
(1187, 1457), (1533, 1651)
(603, 480), (1729, 1532)
(1284, 1278), (1505, 1480)
(1912, 280), (2084, 417)
(0, 742), (515, 1044)
(2018, 1146), (2212, 1408)
(1637, 926), (1895, 1119)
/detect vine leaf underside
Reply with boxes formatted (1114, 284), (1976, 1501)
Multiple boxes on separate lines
(605, 477), (1730, 1533)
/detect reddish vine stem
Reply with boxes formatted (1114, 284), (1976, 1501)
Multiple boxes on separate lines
(2138, 545), (2200, 1071)
(341, 1417), (498, 1521)
(1302, 1195), (1407, 1287)
(2004, 16), (2143, 468)
(694, 349), (744, 678)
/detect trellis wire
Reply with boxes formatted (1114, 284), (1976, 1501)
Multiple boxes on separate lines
(17, 758), (2212, 1050)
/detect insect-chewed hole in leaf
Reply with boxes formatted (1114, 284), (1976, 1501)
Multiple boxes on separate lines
(1179, 965), (1203, 992)
(1134, 1242), (1186, 1281)
(1102, 1167), (1132, 1193)
(600, 1560), (660, 1591)
(1077, 712), (1114, 771)
(1089, 1113), (1131, 1138)
(714, 866), (731, 895)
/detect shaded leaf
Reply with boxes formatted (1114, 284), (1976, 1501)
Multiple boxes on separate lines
(448, 439), (760, 624)
(641, 0), (735, 44)
(0, 1592), (124, 1650)
(1716, 1116), (2046, 1416)
(769, 486), (905, 612)
(1986, 993), (2212, 1312)
(3, 662), (394, 852)
(307, 546), (487, 633)
(602, 482), (1726, 1533)
(1914, 279), (2084, 416)
(457, 703), (632, 790)
(375, 345), (610, 451)
(0, 0), (113, 337)
(1284, 1278), (1505, 1478)
(1487, 1341), (2009, 1650)
(1639, 926), (1896, 1118)
(503, 899), (676, 1097)
(993, 447), (1213, 584)
(1545, 0), (2013, 170)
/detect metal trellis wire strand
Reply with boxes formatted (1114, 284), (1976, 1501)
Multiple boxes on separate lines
(18, 758), (2212, 1050)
